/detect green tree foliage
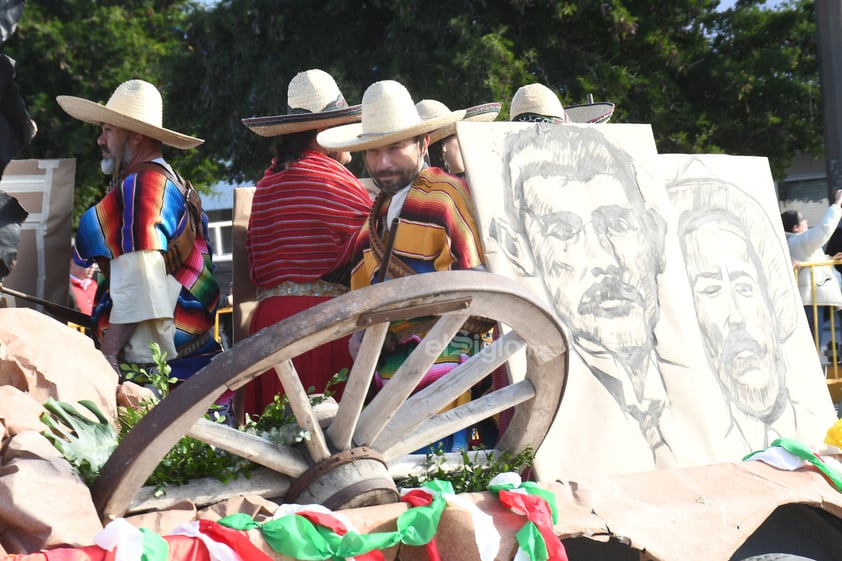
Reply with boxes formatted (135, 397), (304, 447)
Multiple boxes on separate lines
(2, 0), (825, 220)
(165, 0), (820, 186)
(693, 0), (821, 178)
(3, 0), (199, 220)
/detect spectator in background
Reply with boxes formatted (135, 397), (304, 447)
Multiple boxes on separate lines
(781, 190), (842, 349)
(68, 254), (98, 315)
(241, 69), (372, 416)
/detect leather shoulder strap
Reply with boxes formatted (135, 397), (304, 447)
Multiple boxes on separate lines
(368, 192), (415, 280)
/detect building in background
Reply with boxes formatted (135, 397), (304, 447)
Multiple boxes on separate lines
(202, 182), (239, 300)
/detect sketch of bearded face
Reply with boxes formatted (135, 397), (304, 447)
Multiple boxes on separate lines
(494, 125), (667, 358)
(680, 209), (785, 420)
(521, 169), (661, 351)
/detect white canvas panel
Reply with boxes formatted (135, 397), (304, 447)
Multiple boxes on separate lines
(458, 122), (761, 481)
(661, 153), (836, 452)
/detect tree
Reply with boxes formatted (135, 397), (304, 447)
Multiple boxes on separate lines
(4, 0), (824, 221)
(691, 0), (821, 178)
(165, 0), (820, 184)
(3, 0), (197, 221)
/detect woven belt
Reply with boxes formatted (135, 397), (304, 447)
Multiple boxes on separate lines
(177, 330), (213, 358)
(119, 330), (214, 373)
(256, 280), (348, 301)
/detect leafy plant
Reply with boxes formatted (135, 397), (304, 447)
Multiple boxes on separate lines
(42, 355), (353, 496)
(40, 398), (119, 486)
(241, 367), (349, 446)
(119, 342), (178, 398)
(400, 445), (535, 494)
(115, 343), (254, 495)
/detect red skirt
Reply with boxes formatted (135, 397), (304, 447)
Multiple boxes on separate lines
(241, 294), (352, 417)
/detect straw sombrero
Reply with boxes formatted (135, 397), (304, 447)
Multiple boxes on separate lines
(510, 82), (615, 124)
(566, 101), (615, 124)
(510, 83), (568, 123)
(56, 79), (203, 150)
(416, 99), (502, 144)
(242, 69), (362, 137)
(317, 80), (465, 152)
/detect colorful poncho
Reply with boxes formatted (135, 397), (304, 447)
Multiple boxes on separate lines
(351, 166), (487, 451)
(247, 150), (372, 288)
(74, 167), (220, 349)
(350, 166), (485, 289)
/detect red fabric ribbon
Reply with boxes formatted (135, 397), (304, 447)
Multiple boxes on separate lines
(401, 489), (441, 561)
(499, 490), (568, 561)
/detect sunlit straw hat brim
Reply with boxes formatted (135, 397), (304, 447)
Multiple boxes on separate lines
(242, 69), (362, 137)
(56, 80), (203, 150)
(318, 111), (465, 151)
(429, 101), (501, 144)
(317, 80), (465, 152)
(242, 106), (362, 137)
(566, 101), (615, 124)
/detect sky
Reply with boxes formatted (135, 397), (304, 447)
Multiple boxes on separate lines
(717, 0), (788, 10)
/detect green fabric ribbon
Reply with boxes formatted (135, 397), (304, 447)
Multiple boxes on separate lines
(770, 437), (842, 491)
(139, 528), (169, 561)
(218, 480), (451, 560)
(515, 521), (548, 561)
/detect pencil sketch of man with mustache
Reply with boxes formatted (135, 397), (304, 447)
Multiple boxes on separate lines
(489, 125), (674, 461)
(669, 176), (798, 448)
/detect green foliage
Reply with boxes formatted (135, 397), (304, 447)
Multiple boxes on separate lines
(40, 398), (119, 486)
(400, 445), (535, 495)
(143, 422), (254, 494)
(120, 341), (177, 397)
(159, 0), (825, 188)
(41, 342), (252, 494)
(4, 0), (201, 223)
(115, 341), (252, 494)
(241, 367), (349, 446)
(3, 0), (826, 225)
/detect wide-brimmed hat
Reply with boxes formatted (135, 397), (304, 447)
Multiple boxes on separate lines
(317, 80), (465, 152)
(510, 82), (615, 124)
(510, 83), (568, 123)
(56, 79), (203, 150)
(242, 69), (362, 137)
(416, 99), (502, 144)
(566, 101), (615, 124)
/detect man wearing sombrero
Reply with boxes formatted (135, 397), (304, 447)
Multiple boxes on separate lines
(318, 80), (489, 450)
(239, 69), (372, 416)
(415, 98), (501, 178)
(56, 79), (222, 382)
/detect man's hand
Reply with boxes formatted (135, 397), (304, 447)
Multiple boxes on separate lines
(348, 330), (364, 361)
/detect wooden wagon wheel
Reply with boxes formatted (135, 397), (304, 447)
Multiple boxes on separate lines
(93, 270), (569, 521)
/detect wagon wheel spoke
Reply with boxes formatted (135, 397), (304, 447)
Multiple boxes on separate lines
(381, 380), (537, 462)
(275, 359), (331, 462)
(352, 312), (471, 447)
(326, 322), (390, 451)
(187, 418), (308, 476)
(371, 330), (526, 454)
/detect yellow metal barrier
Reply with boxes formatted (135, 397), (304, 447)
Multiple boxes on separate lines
(214, 306), (233, 345)
(795, 259), (842, 401)
(67, 322), (88, 335)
